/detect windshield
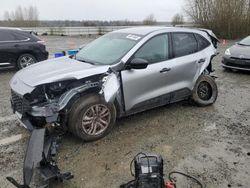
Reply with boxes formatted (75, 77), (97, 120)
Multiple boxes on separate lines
(239, 36), (250, 46)
(76, 33), (141, 65)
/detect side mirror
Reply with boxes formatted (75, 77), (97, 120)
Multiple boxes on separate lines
(128, 58), (148, 69)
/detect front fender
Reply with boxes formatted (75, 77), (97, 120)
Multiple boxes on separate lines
(58, 82), (100, 110)
(99, 72), (120, 103)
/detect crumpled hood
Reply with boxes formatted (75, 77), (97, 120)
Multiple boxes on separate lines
(14, 56), (110, 87)
(230, 44), (250, 59)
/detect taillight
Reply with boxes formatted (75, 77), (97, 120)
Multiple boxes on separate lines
(37, 40), (46, 45)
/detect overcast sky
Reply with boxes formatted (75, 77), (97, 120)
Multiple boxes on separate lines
(0, 0), (185, 21)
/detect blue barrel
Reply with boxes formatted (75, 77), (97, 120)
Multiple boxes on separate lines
(54, 52), (65, 58)
(67, 50), (78, 56)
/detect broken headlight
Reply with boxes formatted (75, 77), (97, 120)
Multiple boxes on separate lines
(46, 81), (71, 98)
(49, 82), (66, 92)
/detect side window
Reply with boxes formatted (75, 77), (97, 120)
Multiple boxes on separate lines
(133, 34), (169, 64)
(0, 31), (18, 42)
(172, 33), (198, 58)
(195, 34), (210, 50)
(13, 31), (32, 41)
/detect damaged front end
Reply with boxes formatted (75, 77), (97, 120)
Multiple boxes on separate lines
(10, 78), (101, 129)
(9, 67), (122, 187)
(11, 67), (122, 129)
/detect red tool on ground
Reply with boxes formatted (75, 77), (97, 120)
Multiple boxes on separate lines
(120, 153), (203, 188)
(165, 181), (176, 188)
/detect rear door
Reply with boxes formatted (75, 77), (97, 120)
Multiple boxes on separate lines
(163, 32), (207, 102)
(195, 33), (214, 72)
(0, 30), (20, 67)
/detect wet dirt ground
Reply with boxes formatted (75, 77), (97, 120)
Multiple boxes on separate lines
(0, 36), (249, 188)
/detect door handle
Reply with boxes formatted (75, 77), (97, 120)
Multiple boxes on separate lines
(160, 67), (171, 73)
(14, 44), (20, 48)
(198, 58), (206, 63)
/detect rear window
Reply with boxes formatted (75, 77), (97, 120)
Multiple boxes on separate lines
(195, 34), (210, 50)
(0, 30), (31, 42)
(172, 32), (198, 58)
(0, 30), (18, 42)
(13, 30), (39, 41)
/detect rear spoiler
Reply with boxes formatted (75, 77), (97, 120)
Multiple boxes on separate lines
(199, 29), (219, 48)
(25, 30), (38, 36)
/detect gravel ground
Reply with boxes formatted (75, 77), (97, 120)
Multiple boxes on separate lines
(0, 36), (249, 188)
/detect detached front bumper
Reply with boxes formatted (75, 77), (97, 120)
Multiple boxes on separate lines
(7, 127), (73, 188)
(14, 113), (35, 131)
(222, 56), (250, 71)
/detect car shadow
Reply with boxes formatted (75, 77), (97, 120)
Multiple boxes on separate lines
(0, 67), (17, 74)
(63, 100), (192, 145)
(224, 68), (250, 75)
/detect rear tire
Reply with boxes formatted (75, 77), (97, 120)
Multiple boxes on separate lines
(17, 53), (36, 69)
(68, 94), (116, 142)
(192, 75), (218, 107)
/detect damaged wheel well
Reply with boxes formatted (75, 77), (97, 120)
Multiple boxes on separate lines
(67, 93), (117, 141)
(61, 90), (119, 128)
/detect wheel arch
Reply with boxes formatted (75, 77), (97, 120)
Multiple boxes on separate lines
(66, 91), (117, 141)
(60, 88), (119, 121)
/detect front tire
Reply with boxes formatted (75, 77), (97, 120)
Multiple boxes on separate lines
(192, 75), (218, 106)
(68, 94), (116, 142)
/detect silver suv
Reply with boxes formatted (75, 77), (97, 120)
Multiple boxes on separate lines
(10, 27), (219, 141)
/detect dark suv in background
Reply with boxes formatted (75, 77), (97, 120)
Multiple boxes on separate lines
(0, 28), (48, 69)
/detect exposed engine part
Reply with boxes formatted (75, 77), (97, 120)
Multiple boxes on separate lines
(21, 81), (100, 124)
(6, 127), (73, 188)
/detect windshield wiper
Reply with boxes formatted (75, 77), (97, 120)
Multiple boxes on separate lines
(76, 58), (95, 65)
(238, 43), (250, 46)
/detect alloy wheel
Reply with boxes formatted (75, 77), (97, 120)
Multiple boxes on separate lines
(19, 56), (36, 68)
(81, 104), (111, 136)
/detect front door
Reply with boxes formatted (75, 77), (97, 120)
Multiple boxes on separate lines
(121, 33), (172, 111)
